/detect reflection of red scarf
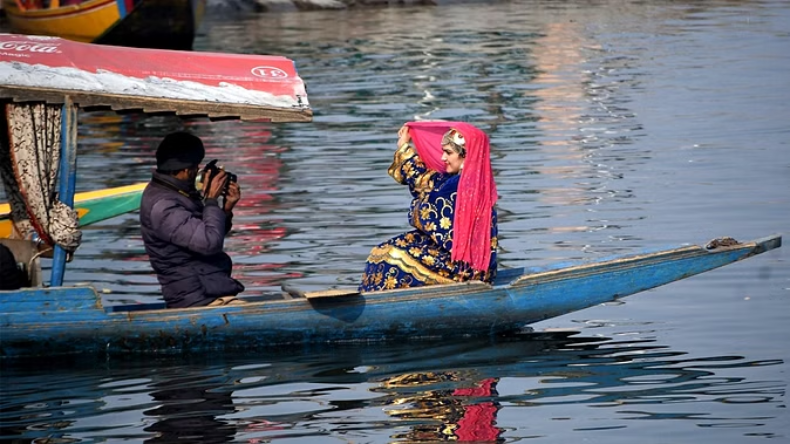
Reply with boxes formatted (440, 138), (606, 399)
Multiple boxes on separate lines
(406, 121), (498, 271)
(452, 378), (500, 442)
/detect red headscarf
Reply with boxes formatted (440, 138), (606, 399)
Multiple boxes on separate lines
(405, 121), (498, 271)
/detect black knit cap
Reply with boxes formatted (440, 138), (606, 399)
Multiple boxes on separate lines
(156, 131), (205, 171)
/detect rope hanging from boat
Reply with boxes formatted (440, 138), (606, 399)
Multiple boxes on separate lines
(1, 102), (81, 252)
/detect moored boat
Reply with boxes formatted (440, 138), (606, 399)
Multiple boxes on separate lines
(0, 0), (205, 50)
(1, 183), (146, 237)
(0, 34), (782, 359)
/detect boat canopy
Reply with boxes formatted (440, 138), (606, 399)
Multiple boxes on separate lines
(0, 33), (311, 286)
(0, 34), (312, 122)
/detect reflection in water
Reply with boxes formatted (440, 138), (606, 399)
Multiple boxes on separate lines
(383, 373), (502, 442)
(144, 377), (236, 444)
(200, 123), (304, 290)
(1, 332), (783, 442)
(524, 16), (652, 258)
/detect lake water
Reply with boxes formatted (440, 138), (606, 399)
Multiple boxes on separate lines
(1, 0), (789, 442)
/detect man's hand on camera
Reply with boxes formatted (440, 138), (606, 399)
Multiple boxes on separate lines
(224, 181), (241, 212)
(204, 169), (228, 200)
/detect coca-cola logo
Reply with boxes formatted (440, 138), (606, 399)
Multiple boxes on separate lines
(251, 66), (288, 78)
(0, 41), (61, 54)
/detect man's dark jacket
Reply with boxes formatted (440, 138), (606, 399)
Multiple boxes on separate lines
(140, 172), (244, 308)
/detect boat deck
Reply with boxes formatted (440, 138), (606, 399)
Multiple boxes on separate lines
(104, 266), (531, 314)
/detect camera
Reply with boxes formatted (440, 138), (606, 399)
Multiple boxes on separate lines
(195, 159), (237, 194)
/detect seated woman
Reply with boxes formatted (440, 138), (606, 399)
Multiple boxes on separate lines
(359, 121), (498, 291)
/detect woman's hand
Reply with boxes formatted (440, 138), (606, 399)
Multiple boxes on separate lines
(397, 125), (411, 147)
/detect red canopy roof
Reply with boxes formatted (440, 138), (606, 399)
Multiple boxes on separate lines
(0, 34), (312, 122)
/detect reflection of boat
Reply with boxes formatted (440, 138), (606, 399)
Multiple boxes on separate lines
(1, 0), (206, 50)
(3, 331), (783, 442)
(1, 183), (146, 237)
(0, 34), (782, 358)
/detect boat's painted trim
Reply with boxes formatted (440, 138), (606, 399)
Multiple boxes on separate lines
(4, 0), (118, 19)
(0, 183), (144, 218)
(0, 183), (146, 238)
(71, 183), (146, 202)
(2, 0), (121, 43)
(115, 0), (127, 16)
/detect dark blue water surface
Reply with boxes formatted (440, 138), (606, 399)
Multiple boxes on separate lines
(1, 0), (788, 442)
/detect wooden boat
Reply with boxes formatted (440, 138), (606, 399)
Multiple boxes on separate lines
(0, 35), (781, 359)
(0, 234), (782, 358)
(1, 183), (146, 237)
(1, 0), (205, 50)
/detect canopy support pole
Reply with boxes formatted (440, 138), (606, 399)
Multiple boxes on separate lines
(50, 99), (78, 287)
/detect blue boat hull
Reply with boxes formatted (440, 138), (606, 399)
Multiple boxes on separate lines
(0, 235), (781, 358)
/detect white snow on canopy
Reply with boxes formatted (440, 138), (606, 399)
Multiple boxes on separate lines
(0, 61), (308, 109)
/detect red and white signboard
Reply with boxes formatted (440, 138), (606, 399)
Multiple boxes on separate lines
(0, 34), (310, 115)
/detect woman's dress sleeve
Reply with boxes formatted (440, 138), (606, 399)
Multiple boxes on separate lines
(388, 144), (457, 254)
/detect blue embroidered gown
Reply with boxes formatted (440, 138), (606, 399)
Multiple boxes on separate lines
(359, 144), (497, 291)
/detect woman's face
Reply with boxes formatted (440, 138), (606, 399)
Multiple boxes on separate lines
(441, 144), (465, 174)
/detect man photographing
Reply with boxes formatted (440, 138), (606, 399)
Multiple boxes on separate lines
(140, 131), (245, 308)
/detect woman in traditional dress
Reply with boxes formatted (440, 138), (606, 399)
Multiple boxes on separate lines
(359, 121), (498, 291)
